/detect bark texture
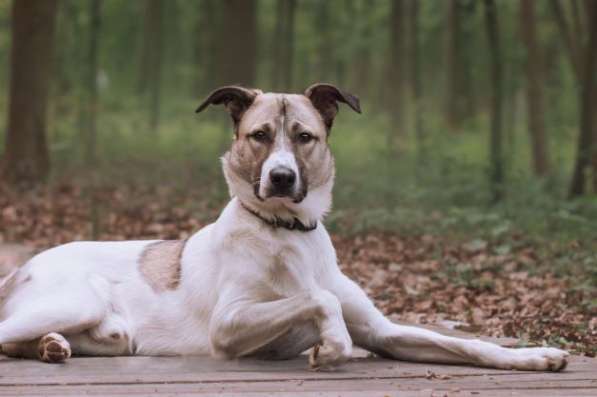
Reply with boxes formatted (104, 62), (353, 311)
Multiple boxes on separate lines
(218, 0), (257, 86)
(484, 0), (504, 202)
(1, 0), (58, 187)
(569, 0), (597, 196)
(520, 0), (550, 176)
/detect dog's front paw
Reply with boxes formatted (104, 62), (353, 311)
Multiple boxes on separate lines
(308, 339), (352, 370)
(510, 347), (569, 371)
(38, 332), (71, 363)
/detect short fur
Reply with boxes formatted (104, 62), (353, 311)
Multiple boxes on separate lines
(0, 84), (568, 371)
(138, 240), (186, 292)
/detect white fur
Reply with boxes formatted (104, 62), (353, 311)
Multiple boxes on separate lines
(0, 115), (568, 371)
(0, 193), (569, 370)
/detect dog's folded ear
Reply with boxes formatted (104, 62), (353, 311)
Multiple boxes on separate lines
(304, 83), (361, 130)
(196, 86), (260, 126)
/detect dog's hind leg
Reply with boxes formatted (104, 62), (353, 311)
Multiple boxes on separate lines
(0, 277), (107, 349)
(67, 313), (133, 356)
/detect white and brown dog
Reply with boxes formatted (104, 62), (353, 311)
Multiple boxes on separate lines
(0, 84), (568, 371)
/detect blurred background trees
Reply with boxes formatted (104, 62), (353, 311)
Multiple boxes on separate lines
(0, 0), (596, 237)
(1, 0), (57, 186)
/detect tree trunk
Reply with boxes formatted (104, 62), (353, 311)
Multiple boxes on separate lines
(520, 0), (550, 177)
(272, 0), (296, 91)
(460, 1), (478, 121)
(0, 0), (58, 187)
(271, 0), (284, 90)
(549, 0), (582, 81)
(137, 1), (150, 94)
(352, 0), (372, 97)
(86, 0), (102, 166)
(194, 0), (217, 95)
(569, 0), (597, 197)
(281, 0), (296, 91)
(316, 1), (333, 83)
(593, 80), (597, 192)
(218, 0), (257, 86)
(139, 0), (164, 132)
(409, 0), (424, 170)
(388, 0), (406, 145)
(445, 0), (464, 131)
(483, 0), (504, 203)
(571, 0), (585, 44)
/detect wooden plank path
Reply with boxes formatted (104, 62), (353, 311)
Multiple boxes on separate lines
(1, 349), (595, 396)
(1, 245), (595, 395)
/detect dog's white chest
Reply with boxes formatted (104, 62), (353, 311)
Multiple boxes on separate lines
(258, 231), (334, 297)
(266, 245), (314, 294)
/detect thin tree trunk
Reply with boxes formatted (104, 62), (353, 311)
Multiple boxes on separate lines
(137, 1), (151, 94)
(353, 0), (372, 97)
(569, 0), (597, 196)
(218, 0), (257, 86)
(571, 0), (585, 41)
(271, 0), (284, 90)
(549, 0), (582, 81)
(484, 0), (504, 203)
(520, 0), (550, 177)
(272, 0), (296, 91)
(316, 1), (333, 83)
(445, 0), (464, 131)
(0, 0), (58, 187)
(388, 0), (406, 145)
(460, 2), (477, 121)
(592, 80), (597, 192)
(282, 0), (296, 91)
(409, 0), (424, 171)
(86, 0), (101, 166)
(85, 0), (102, 239)
(194, 0), (217, 94)
(149, 0), (163, 133)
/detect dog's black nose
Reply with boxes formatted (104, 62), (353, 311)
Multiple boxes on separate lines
(270, 167), (296, 191)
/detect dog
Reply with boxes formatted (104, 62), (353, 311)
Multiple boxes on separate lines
(0, 84), (568, 371)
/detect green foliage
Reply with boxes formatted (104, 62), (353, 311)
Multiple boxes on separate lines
(0, 0), (594, 247)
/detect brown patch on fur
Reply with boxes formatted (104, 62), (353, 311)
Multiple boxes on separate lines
(138, 240), (186, 292)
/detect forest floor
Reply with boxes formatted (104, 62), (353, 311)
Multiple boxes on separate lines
(0, 182), (595, 357)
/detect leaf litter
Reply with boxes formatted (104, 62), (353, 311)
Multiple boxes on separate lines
(0, 183), (594, 356)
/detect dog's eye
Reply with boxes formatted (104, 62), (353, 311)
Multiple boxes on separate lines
(298, 132), (314, 144)
(250, 131), (268, 142)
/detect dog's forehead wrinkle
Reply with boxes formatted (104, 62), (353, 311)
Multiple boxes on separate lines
(279, 96), (288, 116)
(282, 95), (326, 136)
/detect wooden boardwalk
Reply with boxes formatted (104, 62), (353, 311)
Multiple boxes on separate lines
(1, 247), (595, 396)
(1, 350), (595, 396)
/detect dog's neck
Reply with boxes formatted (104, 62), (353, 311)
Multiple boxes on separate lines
(239, 201), (317, 232)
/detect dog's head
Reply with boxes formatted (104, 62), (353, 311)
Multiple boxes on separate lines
(196, 83), (360, 225)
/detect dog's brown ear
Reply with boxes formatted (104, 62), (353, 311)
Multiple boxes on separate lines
(196, 86), (260, 125)
(304, 83), (361, 130)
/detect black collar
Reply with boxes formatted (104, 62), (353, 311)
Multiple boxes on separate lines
(240, 202), (317, 232)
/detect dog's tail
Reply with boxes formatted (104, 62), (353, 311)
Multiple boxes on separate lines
(0, 268), (21, 354)
(0, 268), (20, 303)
